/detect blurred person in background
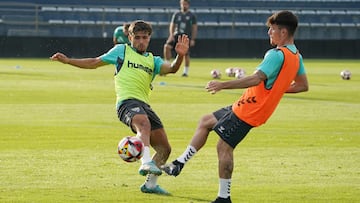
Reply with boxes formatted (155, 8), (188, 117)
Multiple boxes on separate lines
(113, 22), (130, 45)
(164, 0), (197, 77)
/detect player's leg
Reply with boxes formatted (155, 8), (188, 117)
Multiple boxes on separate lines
(138, 104), (169, 179)
(161, 113), (217, 176)
(150, 128), (171, 166)
(182, 53), (190, 77)
(182, 36), (191, 77)
(163, 39), (174, 62)
(161, 106), (232, 176)
(141, 124), (171, 194)
(189, 113), (217, 150)
(131, 114), (163, 176)
(211, 139), (233, 203)
(117, 100), (162, 176)
(211, 112), (253, 203)
(163, 44), (172, 62)
(131, 114), (151, 146)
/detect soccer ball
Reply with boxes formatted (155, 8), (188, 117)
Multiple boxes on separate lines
(225, 67), (235, 77)
(118, 136), (144, 162)
(234, 68), (246, 79)
(210, 69), (221, 79)
(340, 70), (351, 80)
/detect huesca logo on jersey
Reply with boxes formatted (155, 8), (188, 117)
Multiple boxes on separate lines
(127, 60), (153, 75)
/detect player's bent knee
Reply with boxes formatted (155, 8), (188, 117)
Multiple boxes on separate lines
(199, 114), (217, 130)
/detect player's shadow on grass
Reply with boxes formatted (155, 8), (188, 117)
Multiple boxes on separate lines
(172, 194), (211, 202)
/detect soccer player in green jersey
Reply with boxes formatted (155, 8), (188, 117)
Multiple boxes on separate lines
(51, 20), (189, 195)
(113, 23), (130, 45)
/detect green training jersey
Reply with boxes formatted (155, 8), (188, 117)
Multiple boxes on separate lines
(113, 26), (130, 44)
(115, 44), (154, 105)
(100, 44), (163, 106)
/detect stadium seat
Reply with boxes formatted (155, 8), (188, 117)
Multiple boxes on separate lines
(80, 20), (95, 25)
(96, 20), (111, 25)
(134, 8), (150, 13)
(1, 0), (360, 39)
(41, 6), (57, 11)
(48, 19), (63, 24)
(89, 7), (103, 12)
(64, 20), (79, 24)
(218, 21), (233, 26)
(57, 7), (72, 12)
(104, 7), (119, 12)
(119, 8), (134, 13)
(73, 7), (88, 12)
(341, 23), (356, 27)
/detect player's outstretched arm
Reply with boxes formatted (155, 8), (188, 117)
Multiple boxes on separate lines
(286, 74), (309, 93)
(206, 71), (265, 94)
(50, 52), (107, 69)
(160, 35), (189, 75)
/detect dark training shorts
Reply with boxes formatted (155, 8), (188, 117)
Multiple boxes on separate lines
(117, 99), (163, 134)
(166, 33), (191, 54)
(213, 106), (253, 148)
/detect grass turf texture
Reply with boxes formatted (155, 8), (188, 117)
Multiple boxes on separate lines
(0, 58), (359, 203)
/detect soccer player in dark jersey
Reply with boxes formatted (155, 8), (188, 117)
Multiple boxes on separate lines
(164, 0), (197, 77)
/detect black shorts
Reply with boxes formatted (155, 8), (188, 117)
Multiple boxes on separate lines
(166, 33), (191, 54)
(213, 106), (253, 148)
(117, 99), (163, 133)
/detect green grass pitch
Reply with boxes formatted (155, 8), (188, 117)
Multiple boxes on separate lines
(0, 58), (359, 203)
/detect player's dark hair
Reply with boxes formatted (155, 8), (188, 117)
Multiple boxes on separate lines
(266, 10), (298, 36)
(128, 20), (152, 36)
(123, 23), (130, 31)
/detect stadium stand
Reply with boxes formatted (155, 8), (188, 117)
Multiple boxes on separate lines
(0, 0), (359, 39)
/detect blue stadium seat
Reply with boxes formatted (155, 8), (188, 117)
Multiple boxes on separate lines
(1, 0), (360, 39)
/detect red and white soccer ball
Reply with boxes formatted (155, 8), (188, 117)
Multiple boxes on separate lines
(234, 68), (246, 79)
(118, 136), (144, 162)
(210, 69), (222, 79)
(340, 70), (351, 80)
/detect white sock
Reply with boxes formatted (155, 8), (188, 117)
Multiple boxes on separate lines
(141, 146), (152, 164)
(144, 174), (158, 189)
(218, 178), (231, 198)
(183, 66), (189, 74)
(177, 145), (197, 164)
